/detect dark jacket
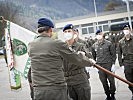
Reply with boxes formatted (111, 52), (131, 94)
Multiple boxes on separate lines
(28, 34), (93, 88)
(63, 41), (92, 85)
(92, 39), (116, 64)
(117, 35), (133, 66)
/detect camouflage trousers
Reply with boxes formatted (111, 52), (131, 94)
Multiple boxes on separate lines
(34, 86), (72, 100)
(67, 82), (91, 100)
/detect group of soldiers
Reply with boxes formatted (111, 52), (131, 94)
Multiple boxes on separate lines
(0, 16), (132, 100)
(28, 17), (133, 100)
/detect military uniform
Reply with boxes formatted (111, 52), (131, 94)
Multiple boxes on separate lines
(118, 35), (133, 96)
(77, 38), (86, 44)
(76, 38), (92, 79)
(92, 39), (116, 97)
(63, 41), (91, 100)
(28, 34), (93, 100)
(27, 68), (34, 100)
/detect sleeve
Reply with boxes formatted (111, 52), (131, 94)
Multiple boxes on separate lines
(57, 41), (94, 67)
(81, 45), (93, 59)
(109, 43), (116, 64)
(117, 42), (123, 66)
(91, 44), (96, 61)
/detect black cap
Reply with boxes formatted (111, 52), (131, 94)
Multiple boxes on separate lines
(63, 24), (74, 32)
(123, 24), (130, 30)
(38, 18), (54, 28)
(96, 29), (102, 35)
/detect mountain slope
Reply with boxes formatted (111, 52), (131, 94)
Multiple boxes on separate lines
(1, 0), (132, 31)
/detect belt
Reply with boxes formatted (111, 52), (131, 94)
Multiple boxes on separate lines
(64, 68), (85, 77)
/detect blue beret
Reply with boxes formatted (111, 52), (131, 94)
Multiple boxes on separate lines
(96, 29), (102, 35)
(123, 24), (130, 29)
(38, 18), (54, 28)
(63, 24), (74, 32)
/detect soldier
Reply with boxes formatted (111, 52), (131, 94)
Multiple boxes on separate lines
(74, 28), (86, 44)
(27, 67), (34, 100)
(117, 24), (133, 100)
(91, 30), (116, 100)
(63, 24), (93, 100)
(28, 18), (94, 100)
(74, 28), (92, 79)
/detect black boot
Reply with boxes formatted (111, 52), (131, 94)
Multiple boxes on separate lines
(105, 95), (111, 100)
(111, 94), (116, 100)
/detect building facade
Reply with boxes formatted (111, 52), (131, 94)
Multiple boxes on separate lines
(55, 6), (133, 39)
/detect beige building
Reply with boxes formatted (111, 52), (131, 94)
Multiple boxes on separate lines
(55, 5), (133, 39)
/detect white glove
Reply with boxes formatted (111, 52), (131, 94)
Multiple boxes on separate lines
(111, 64), (116, 72)
(94, 68), (99, 72)
(121, 66), (125, 73)
(77, 51), (85, 56)
(89, 58), (96, 64)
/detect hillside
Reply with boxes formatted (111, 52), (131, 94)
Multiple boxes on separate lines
(0, 0), (132, 31)
(5, 0), (128, 20)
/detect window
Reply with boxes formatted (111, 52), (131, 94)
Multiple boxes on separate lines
(103, 25), (109, 31)
(88, 27), (94, 34)
(82, 28), (88, 34)
(98, 26), (102, 30)
(74, 25), (79, 28)
(110, 22), (133, 32)
(111, 18), (124, 23)
(81, 23), (93, 27)
(98, 21), (108, 25)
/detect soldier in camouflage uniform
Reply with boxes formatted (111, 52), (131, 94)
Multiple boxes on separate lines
(117, 24), (133, 100)
(92, 30), (116, 100)
(62, 24), (93, 100)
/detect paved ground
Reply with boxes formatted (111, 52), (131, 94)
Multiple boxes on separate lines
(0, 56), (132, 100)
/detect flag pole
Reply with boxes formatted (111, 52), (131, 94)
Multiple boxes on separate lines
(93, 64), (133, 87)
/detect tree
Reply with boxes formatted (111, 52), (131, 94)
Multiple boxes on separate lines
(0, 1), (20, 22)
(0, 1), (20, 46)
(104, 1), (120, 11)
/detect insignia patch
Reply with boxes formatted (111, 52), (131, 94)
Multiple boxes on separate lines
(12, 38), (27, 56)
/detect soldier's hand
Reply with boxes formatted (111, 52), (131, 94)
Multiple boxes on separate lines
(120, 66), (125, 73)
(29, 83), (33, 87)
(77, 51), (85, 56)
(89, 58), (96, 64)
(111, 64), (116, 72)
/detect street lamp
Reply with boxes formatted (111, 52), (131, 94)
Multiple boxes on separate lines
(125, 0), (133, 30)
(93, 0), (99, 30)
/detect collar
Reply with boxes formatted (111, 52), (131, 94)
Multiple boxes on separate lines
(37, 34), (49, 38)
(72, 41), (77, 47)
(69, 41), (78, 48)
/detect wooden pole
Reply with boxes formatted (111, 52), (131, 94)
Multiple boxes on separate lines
(93, 64), (133, 87)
